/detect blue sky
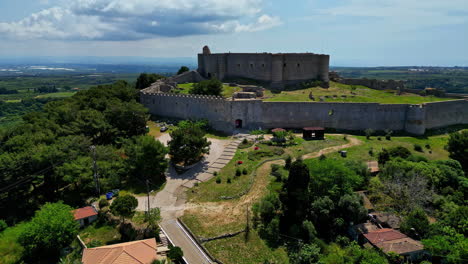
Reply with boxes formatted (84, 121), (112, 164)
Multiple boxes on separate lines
(0, 0), (467, 66)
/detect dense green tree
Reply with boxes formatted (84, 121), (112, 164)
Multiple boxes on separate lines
(319, 242), (389, 264)
(290, 243), (321, 264)
(168, 121), (211, 166)
(176, 66), (190, 75)
(18, 202), (79, 262)
(447, 130), (468, 173)
(281, 160), (310, 231)
(110, 194), (138, 222)
(135, 73), (165, 90)
(378, 146), (411, 165)
(400, 207), (430, 239)
(125, 135), (168, 185)
(168, 245), (184, 263)
(306, 159), (363, 201)
(423, 225), (468, 264)
(189, 78), (223, 96)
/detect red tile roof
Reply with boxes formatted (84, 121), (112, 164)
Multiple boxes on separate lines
(363, 228), (407, 244)
(73, 206), (98, 220)
(82, 238), (159, 264)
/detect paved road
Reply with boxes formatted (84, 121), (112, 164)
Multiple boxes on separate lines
(160, 219), (213, 264)
(136, 133), (250, 264)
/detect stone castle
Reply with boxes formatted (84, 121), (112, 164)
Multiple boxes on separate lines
(198, 46), (329, 88)
(140, 47), (468, 135)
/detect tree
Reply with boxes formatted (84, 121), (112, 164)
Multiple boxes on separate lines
(135, 73), (165, 90)
(168, 121), (211, 166)
(400, 207), (430, 239)
(110, 194), (138, 222)
(423, 225), (468, 264)
(447, 130), (468, 173)
(125, 135), (168, 184)
(18, 202), (79, 261)
(168, 245), (184, 263)
(281, 160), (310, 231)
(290, 243), (321, 264)
(189, 79), (223, 96)
(177, 66), (190, 75)
(364, 128), (374, 139)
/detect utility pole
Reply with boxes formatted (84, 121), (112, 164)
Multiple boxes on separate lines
(146, 177), (151, 216)
(90, 145), (100, 196)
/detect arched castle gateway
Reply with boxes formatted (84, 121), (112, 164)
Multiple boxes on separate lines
(140, 47), (468, 135)
(197, 46), (330, 89)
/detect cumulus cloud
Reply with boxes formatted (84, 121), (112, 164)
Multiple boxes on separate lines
(0, 0), (281, 40)
(317, 0), (468, 29)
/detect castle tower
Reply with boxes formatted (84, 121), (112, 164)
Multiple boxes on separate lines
(203, 45), (211, 55)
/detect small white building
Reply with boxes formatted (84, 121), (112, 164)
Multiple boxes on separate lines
(72, 206), (98, 227)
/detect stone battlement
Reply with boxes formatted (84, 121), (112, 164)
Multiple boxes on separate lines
(140, 90), (224, 101)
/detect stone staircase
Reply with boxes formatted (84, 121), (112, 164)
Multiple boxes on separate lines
(181, 133), (255, 188)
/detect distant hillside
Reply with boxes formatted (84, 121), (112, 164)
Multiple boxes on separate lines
(332, 66), (468, 94)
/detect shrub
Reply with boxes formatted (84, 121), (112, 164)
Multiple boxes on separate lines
(242, 168), (248, 175)
(319, 154), (326, 160)
(364, 128), (374, 139)
(285, 155), (292, 169)
(425, 143), (431, 149)
(215, 177), (221, 184)
(194, 182), (199, 187)
(235, 168), (242, 177)
(385, 129), (393, 140)
(0, 219), (7, 232)
(377, 136), (382, 141)
(99, 198), (109, 209)
(414, 144), (423, 152)
(213, 171), (218, 176)
(242, 138), (248, 144)
(227, 177), (232, 184)
(271, 164), (280, 172)
(343, 135), (347, 141)
(368, 148), (374, 156)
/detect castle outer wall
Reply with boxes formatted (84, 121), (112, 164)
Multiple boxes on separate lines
(140, 91), (468, 135)
(197, 51), (329, 88)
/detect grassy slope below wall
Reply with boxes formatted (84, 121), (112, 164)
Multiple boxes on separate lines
(263, 81), (454, 104)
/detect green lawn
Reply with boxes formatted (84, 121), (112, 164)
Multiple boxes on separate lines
(187, 145), (285, 202)
(288, 135), (347, 158)
(263, 81), (454, 104)
(176, 83), (241, 97)
(324, 134), (453, 163)
(79, 222), (121, 247)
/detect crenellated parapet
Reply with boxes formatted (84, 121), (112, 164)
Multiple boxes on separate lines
(140, 90), (225, 101)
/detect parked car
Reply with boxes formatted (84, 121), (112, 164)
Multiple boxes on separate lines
(160, 126), (168, 132)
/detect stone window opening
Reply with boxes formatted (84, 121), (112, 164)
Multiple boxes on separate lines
(283, 63), (287, 67)
(262, 64), (265, 67)
(237, 64), (241, 68)
(250, 64), (253, 68)
(297, 63), (300, 67)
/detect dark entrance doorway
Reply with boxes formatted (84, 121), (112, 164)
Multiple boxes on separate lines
(235, 119), (243, 128)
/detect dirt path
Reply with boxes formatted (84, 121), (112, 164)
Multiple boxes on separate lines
(301, 135), (361, 159)
(184, 135), (363, 225)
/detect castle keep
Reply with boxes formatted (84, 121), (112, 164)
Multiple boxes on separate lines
(197, 46), (330, 88)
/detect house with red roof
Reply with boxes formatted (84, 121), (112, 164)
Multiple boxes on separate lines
(363, 228), (425, 261)
(82, 238), (166, 264)
(73, 206), (98, 227)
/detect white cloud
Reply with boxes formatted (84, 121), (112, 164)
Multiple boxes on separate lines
(0, 0), (281, 40)
(317, 0), (468, 30)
